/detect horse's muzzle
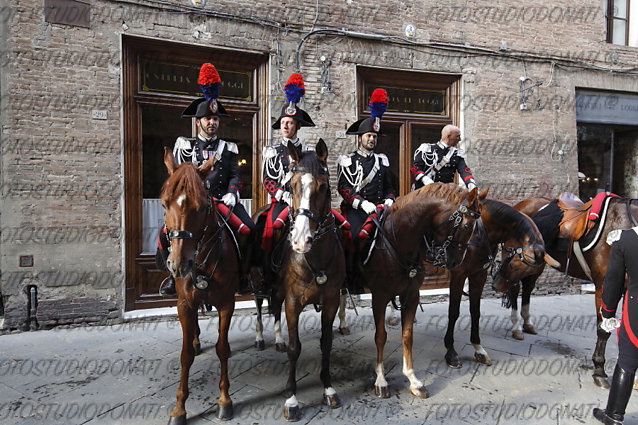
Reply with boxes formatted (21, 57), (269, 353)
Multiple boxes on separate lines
(166, 258), (194, 278)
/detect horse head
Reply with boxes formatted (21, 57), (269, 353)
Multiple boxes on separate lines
(160, 147), (215, 278)
(287, 139), (331, 254)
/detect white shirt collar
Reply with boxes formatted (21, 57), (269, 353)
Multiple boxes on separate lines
(281, 137), (301, 147)
(357, 148), (373, 157)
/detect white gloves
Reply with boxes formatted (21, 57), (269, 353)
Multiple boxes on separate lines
(361, 200), (377, 215)
(282, 191), (292, 206)
(417, 174), (435, 186)
(221, 193), (236, 208)
(384, 198), (394, 207)
(600, 317), (620, 333)
(467, 182), (477, 191)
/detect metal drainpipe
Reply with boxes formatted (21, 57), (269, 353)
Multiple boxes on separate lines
(26, 285), (38, 331)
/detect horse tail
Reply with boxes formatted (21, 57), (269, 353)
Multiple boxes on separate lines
(501, 286), (517, 309)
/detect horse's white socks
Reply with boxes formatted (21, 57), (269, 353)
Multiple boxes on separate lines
(255, 317), (263, 343)
(521, 304), (533, 325)
(324, 387), (336, 396)
(374, 363), (388, 389)
(285, 395), (298, 408)
(510, 307), (522, 332)
(403, 357), (423, 389)
(472, 343), (488, 356)
(338, 294), (347, 329)
(274, 320), (284, 345)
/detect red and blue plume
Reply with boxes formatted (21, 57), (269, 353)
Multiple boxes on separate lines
(284, 73), (305, 104)
(198, 63), (221, 101)
(369, 88), (388, 118)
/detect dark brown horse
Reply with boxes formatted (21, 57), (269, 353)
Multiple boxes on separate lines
(360, 183), (481, 398)
(444, 196), (559, 368)
(161, 147), (238, 423)
(513, 195), (638, 388)
(268, 139), (346, 421)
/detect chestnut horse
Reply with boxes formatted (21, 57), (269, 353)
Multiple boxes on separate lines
(359, 183), (481, 398)
(514, 195), (638, 388)
(270, 140), (346, 421)
(444, 196), (559, 368)
(161, 148), (238, 423)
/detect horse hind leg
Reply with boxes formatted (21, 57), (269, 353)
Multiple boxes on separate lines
(372, 295), (391, 398)
(320, 292), (342, 408)
(338, 290), (350, 335)
(272, 294), (287, 352)
(254, 295), (265, 351)
(283, 299), (304, 421)
(508, 286), (524, 340)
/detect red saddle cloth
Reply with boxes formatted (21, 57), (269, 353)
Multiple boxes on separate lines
(588, 192), (619, 220)
(358, 204), (386, 240)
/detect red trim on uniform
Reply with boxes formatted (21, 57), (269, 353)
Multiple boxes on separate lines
(262, 202), (276, 250)
(622, 293), (638, 348)
(332, 209), (350, 230)
(463, 174), (473, 181)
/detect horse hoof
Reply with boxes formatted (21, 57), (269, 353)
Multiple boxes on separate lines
(283, 405), (301, 422)
(374, 385), (390, 398)
(445, 353), (462, 369)
(511, 330), (524, 340)
(167, 415), (187, 425)
(522, 324), (537, 335)
(593, 375), (611, 389)
(387, 316), (400, 326)
(255, 340), (265, 351)
(193, 343), (202, 356)
(323, 393), (341, 408)
(276, 342), (288, 352)
(217, 402), (233, 420)
(474, 352), (492, 366)
(409, 385), (429, 398)
(339, 326), (350, 336)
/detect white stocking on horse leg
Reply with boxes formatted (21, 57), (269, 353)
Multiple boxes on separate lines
(255, 316), (264, 350)
(374, 362), (390, 398)
(274, 319), (287, 352)
(472, 343), (492, 366)
(403, 357), (428, 398)
(510, 308), (524, 340)
(521, 304), (537, 334)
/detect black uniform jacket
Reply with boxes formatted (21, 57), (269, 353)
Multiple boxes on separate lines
(337, 149), (395, 208)
(261, 139), (302, 200)
(601, 227), (638, 347)
(411, 141), (475, 189)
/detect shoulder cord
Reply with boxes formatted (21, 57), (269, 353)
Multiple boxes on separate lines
(338, 160), (364, 192)
(263, 154), (285, 182)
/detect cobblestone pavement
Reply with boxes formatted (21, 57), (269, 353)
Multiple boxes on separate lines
(0, 294), (635, 424)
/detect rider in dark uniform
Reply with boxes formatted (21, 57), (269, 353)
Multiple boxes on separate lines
(252, 73), (315, 290)
(337, 89), (395, 282)
(593, 227), (638, 424)
(410, 124), (477, 191)
(157, 62), (255, 297)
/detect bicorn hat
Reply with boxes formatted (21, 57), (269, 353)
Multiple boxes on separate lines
(182, 63), (230, 118)
(272, 72), (315, 129)
(346, 88), (388, 135)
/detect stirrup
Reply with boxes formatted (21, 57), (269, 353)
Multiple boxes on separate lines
(159, 276), (176, 298)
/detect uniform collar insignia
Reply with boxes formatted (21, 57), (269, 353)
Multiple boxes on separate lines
(356, 148), (373, 158)
(282, 137), (301, 147)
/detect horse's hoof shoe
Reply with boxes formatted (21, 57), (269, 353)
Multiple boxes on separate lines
(409, 385), (429, 399)
(374, 385), (390, 398)
(593, 375), (611, 389)
(511, 330), (524, 340)
(167, 414), (187, 425)
(323, 393), (341, 408)
(217, 402), (233, 420)
(193, 343), (202, 356)
(522, 324), (537, 335)
(339, 326), (350, 336)
(255, 340), (265, 351)
(445, 353), (461, 369)
(283, 405), (301, 422)
(276, 342), (287, 352)
(474, 352), (492, 366)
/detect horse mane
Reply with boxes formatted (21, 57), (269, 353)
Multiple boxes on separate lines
(393, 182), (468, 210)
(484, 198), (543, 243)
(160, 163), (207, 210)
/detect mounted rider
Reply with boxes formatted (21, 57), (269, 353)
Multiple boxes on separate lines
(252, 72), (315, 288)
(157, 62), (255, 297)
(410, 124), (477, 191)
(337, 89), (395, 287)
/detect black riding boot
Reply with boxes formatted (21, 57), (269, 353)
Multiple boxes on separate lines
(155, 246), (177, 298)
(593, 364), (635, 424)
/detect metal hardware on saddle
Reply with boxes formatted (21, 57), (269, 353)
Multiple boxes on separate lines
(407, 267), (418, 279)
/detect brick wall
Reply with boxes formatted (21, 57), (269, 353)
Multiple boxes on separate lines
(0, 0), (637, 329)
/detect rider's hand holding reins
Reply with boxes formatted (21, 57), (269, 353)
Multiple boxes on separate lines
(221, 193), (236, 208)
(361, 200), (376, 215)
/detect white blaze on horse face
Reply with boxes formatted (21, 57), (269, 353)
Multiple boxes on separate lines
(291, 173), (313, 253)
(176, 194), (186, 208)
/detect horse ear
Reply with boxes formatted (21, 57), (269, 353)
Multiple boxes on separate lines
(466, 187), (478, 206)
(543, 253), (561, 268)
(479, 187), (489, 200)
(164, 147), (177, 175)
(316, 139), (328, 162)
(288, 141), (302, 162)
(197, 152), (216, 179)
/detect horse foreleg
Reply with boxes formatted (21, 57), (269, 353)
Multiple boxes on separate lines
(216, 301), (234, 420)
(372, 294), (390, 398)
(193, 315), (202, 356)
(320, 291), (341, 408)
(272, 294), (287, 352)
(444, 275), (464, 368)
(401, 288), (428, 398)
(593, 289), (611, 388)
(283, 297), (304, 421)
(169, 301), (197, 425)
(338, 290), (350, 335)
(469, 272), (491, 366)
(509, 285), (524, 340)
(254, 296), (265, 350)
(520, 276), (538, 335)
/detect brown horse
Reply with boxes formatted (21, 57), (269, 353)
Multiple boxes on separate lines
(359, 183), (481, 398)
(513, 195), (638, 388)
(161, 147), (238, 423)
(444, 196), (559, 368)
(268, 140), (346, 421)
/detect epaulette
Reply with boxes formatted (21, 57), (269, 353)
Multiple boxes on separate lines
(414, 143), (431, 156)
(263, 145), (278, 159)
(174, 136), (194, 150)
(224, 140), (239, 154)
(337, 153), (352, 168)
(606, 229), (622, 245)
(456, 148), (467, 159)
(377, 153), (389, 167)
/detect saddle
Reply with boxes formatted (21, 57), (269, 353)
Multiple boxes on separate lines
(556, 192), (594, 241)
